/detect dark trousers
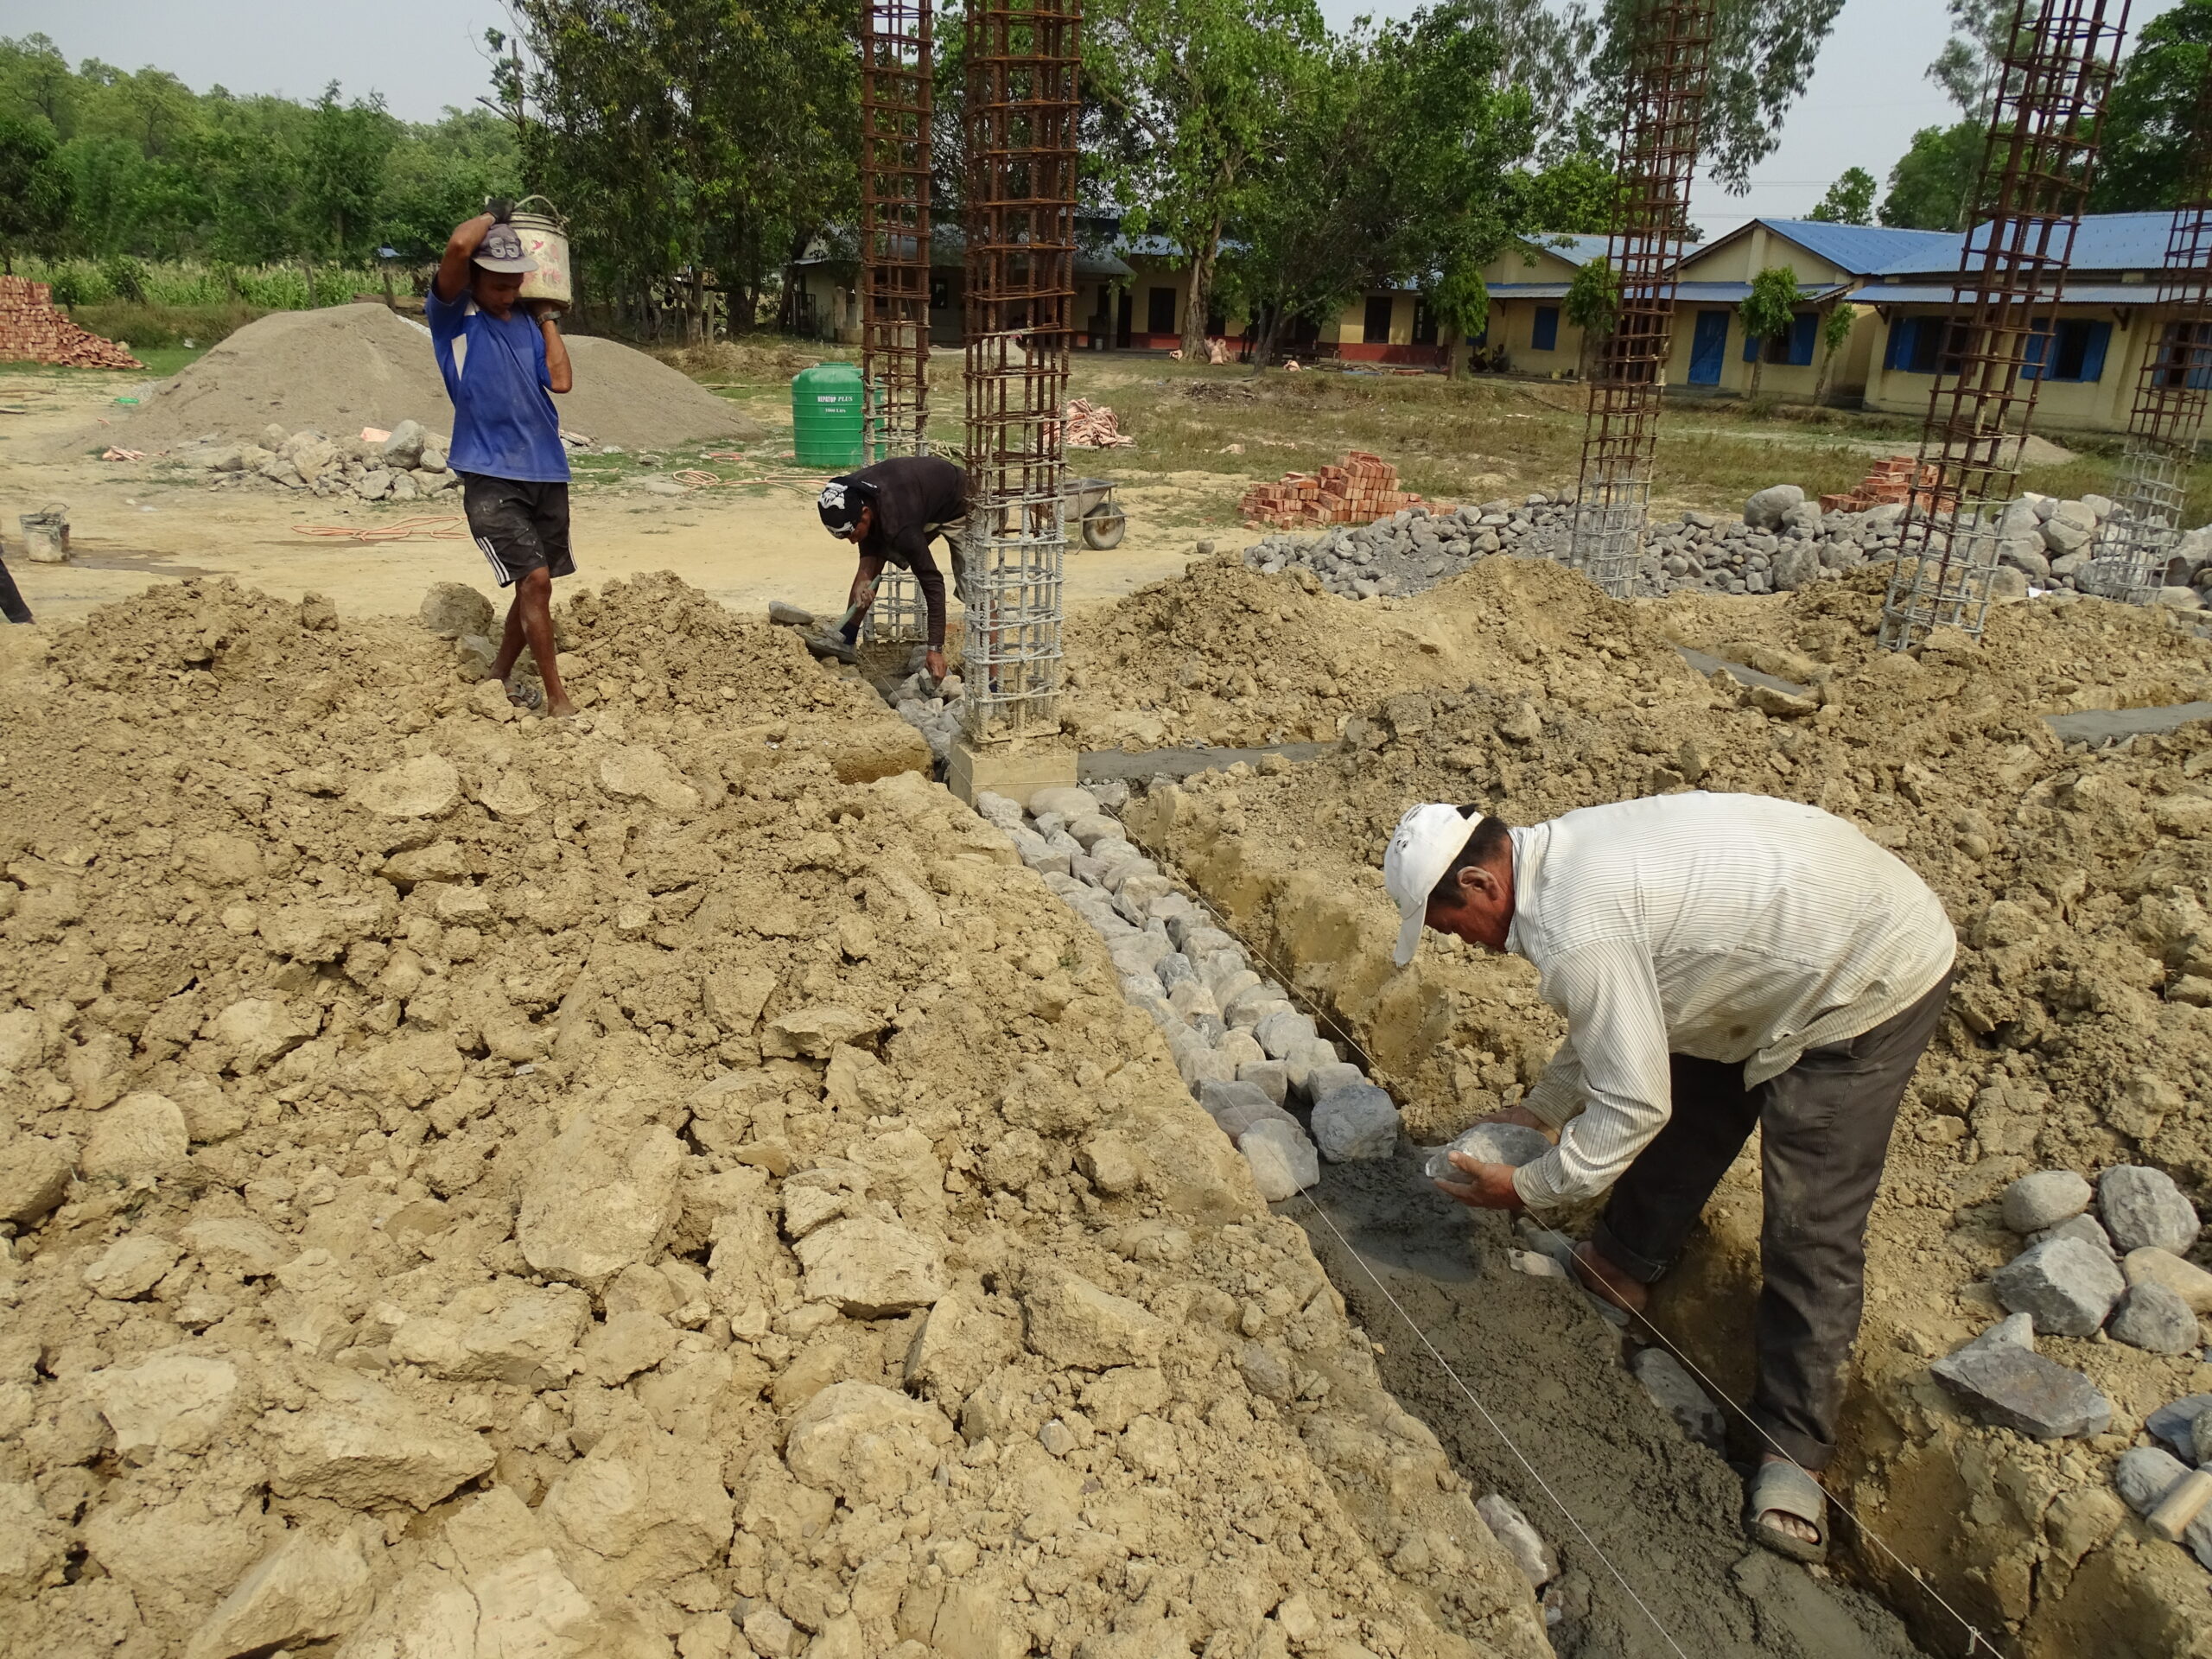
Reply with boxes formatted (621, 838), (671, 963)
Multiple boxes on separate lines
(1592, 972), (1953, 1471)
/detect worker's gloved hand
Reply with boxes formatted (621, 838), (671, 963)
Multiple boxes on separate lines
(486, 197), (515, 224)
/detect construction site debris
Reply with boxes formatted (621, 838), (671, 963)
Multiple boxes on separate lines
(0, 275), (143, 369)
(56, 303), (762, 457)
(16, 505), (67, 564)
(1238, 450), (1447, 530)
(1063, 397), (1133, 448)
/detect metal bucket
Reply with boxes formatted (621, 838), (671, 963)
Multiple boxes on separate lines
(18, 506), (67, 564)
(511, 198), (572, 311)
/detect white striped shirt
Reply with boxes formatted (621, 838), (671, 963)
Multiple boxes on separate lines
(1503, 793), (1956, 1212)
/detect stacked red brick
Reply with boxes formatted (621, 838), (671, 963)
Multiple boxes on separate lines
(1820, 454), (1937, 514)
(1239, 450), (1447, 530)
(0, 276), (143, 370)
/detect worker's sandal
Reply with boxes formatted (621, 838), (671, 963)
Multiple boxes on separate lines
(1745, 1459), (1828, 1566)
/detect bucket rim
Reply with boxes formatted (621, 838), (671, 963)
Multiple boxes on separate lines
(510, 194), (567, 231)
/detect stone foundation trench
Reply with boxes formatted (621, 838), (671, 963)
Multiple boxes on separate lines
(969, 778), (1928, 1659)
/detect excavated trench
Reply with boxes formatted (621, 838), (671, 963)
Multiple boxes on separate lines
(945, 764), (1933, 1659)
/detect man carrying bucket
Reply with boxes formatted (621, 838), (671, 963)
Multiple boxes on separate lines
(429, 200), (576, 718)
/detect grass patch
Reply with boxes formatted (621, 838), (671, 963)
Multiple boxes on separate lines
(653, 343), (2190, 527)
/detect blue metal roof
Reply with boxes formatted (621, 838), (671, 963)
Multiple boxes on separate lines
(1856, 282), (2171, 306)
(1740, 219), (1961, 276)
(1516, 232), (1701, 269)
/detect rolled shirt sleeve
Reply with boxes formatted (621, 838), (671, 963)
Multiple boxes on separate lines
(1510, 938), (1676, 1212)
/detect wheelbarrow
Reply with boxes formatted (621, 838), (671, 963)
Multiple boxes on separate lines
(1066, 476), (1127, 550)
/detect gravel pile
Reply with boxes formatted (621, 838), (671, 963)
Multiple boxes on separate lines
(1243, 481), (2212, 608)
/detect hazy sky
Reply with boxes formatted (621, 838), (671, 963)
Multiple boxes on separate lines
(0, 0), (2183, 236)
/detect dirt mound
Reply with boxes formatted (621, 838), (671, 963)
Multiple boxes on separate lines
(1064, 551), (1688, 752)
(0, 573), (1547, 1659)
(1123, 571), (2212, 1651)
(59, 303), (760, 456)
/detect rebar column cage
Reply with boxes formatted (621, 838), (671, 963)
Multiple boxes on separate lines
(1565, 0), (1715, 599)
(960, 0), (1078, 742)
(860, 0), (934, 646)
(1877, 0), (2129, 652)
(2084, 60), (2212, 605)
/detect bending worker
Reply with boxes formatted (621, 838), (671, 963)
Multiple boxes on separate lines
(1385, 791), (1955, 1565)
(816, 454), (968, 684)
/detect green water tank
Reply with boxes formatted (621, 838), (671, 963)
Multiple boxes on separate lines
(791, 361), (866, 467)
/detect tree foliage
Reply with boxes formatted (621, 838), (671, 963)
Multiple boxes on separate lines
(0, 112), (71, 270)
(1808, 165), (1875, 225)
(1738, 262), (1797, 399)
(1590, 0), (1845, 194)
(1926, 0), (2015, 124)
(2093, 0), (2212, 212)
(0, 32), (519, 266)
(505, 0), (856, 338)
(1879, 122), (1984, 231)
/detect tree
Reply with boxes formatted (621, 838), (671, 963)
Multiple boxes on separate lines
(301, 85), (398, 264)
(1591, 0), (1846, 194)
(2093, 0), (2212, 211)
(1100, 0), (1321, 359)
(1738, 263), (1797, 401)
(1808, 165), (1875, 225)
(511, 0), (857, 340)
(1426, 257), (1488, 378)
(1813, 301), (1854, 404)
(1926, 0), (2015, 124)
(1879, 122), (1984, 230)
(0, 113), (69, 271)
(1518, 146), (1619, 232)
(1562, 254), (1618, 379)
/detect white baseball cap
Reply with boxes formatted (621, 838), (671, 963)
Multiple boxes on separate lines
(1384, 803), (1487, 967)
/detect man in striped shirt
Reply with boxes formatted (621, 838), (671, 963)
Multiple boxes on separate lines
(1386, 792), (1955, 1564)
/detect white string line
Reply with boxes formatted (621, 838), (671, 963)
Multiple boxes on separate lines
(1160, 874), (2001, 1657)
(1291, 1187), (1694, 1659)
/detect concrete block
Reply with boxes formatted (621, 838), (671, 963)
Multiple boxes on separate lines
(946, 737), (1077, 807)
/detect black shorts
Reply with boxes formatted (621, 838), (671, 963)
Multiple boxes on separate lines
(461, 474), (575, 587)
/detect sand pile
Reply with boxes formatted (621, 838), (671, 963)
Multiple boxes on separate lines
(59, 304), (761, 457)
(1063, 553), (1688, 753)
(1119, 566), (2212, 1650)
(0, 573), (1548, 1659)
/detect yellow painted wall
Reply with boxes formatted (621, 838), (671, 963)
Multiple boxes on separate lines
(1862, 305), (2150, 433)
(1482, 240), (1587, 288)
(1483, 297), (1586, 373)
(1684, 226), (1854, 289)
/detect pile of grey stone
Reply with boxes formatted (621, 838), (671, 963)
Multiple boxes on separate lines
(1240, 480), (2212, 607)
(970, 783), (1402, 1202)
(887, 670), (965, 763)
(1933, 1165), (2205, 1446)
(187, 417), (458, 503)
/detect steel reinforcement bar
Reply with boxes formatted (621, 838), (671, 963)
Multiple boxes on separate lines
(1565, 0), (1715, 600)
(1878, 0), (2129, 651)
(961, 0), (1079, 741)
(860, 0), (935, 647)
(2083, 56), (2212, 605)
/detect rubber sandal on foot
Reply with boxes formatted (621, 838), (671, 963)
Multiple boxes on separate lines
(1745, 1459), (1828, 1566)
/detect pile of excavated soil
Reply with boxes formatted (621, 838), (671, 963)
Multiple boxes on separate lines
(1121, 566), (2212, 1653)
(0, 574), (1548, 1659)
(55, 303), (761, 457)
(1063, 553), (1690, 753)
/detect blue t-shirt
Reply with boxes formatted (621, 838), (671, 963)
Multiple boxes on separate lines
(425, 287), (570, 484)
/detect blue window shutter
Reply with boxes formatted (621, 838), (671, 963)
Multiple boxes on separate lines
(1532, 306), (1559, 351)
(2080, 320), (2111, 382)
(1884, 318), (1914, 370)
(2022, 324), (2049, 380)
(1789, 313), (1816, 365)
(1744, 323), (1761, 362)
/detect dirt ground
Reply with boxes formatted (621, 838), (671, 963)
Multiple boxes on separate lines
(0, 369), (1213, 632)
